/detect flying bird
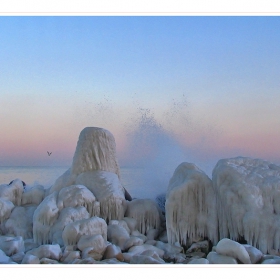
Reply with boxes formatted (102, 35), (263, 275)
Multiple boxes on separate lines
(47, 151), (52, 156)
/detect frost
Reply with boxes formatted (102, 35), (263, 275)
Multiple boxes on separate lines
(165, 162), (218, 246)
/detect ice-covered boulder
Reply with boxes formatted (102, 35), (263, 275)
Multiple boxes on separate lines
(107, 224), (130, 250)
(49, 127), (122, 194)
(0, 198), (14, 224)
(26, 244), (62, 261)
(50, 206), (90, 246)
(62, 217), (107, 247)
(5, 205), (36, 239)
(165, 162), (218, 246)
(215, 238), (251, 264)
(125, 199), (162, 235)
(57, 184), (100, 217)
(212, 156), (280, 253)
(33, 191), (59, 245)
(0, 179), (24, 206)
(21, 185), (45, 206)
(207, 251), (238, 264)
(76, 171), (126, 222)
(0, 236), (25, 256)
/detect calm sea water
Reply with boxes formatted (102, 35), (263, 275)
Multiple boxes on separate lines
(0, 166), (165, 200)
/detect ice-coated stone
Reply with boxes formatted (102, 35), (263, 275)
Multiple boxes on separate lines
(243, 244), (263, 264)
(50, 206), (90, 246)
(26, 244), (62, 261)
(102, 244), (124, 261)
(165, 162), (218, 246)
(77, 234), (107, 254)
(187, 258), (209, 264)
(76, 170), (126, 222)
(122, 217), (137, 233)
(24, 239), (39, 253)
(0, 179), (24, 206)
(124, 236), (144, 250)
(107, 224), (130, 250)
(61, 250), (81, 264)
(155, 241), (183, 255)
(21, 253), (40, 264)
(21, 185), (45, 205)
(125, 198), (162, 235)
(0, 236), (25, 256)
(49, 127), (122, 194)
(212, 156), (280, 253)
(33, 191), (59, 245)
(216, 238), (251, 264)
(56, 184), (100, 217)
(0, 198), (14, 224)
(40, 257), (59, 264)
(130, 250), (165, 264)
(11, 251), (25, 263)
(128, 244), (164, 258)
(62, 217), (107, 246)
(5, 205), (36, 239)
(207, 251), (238, 264)
(0, 249), (12, 264)
(186, 240), (210, 254)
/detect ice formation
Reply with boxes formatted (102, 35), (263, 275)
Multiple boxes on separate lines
(62, 217), (107, 246)
(21, 185), (45, 206)
(56, 184), (100, 217)
(125, 199), (162, 235)
(212, 156), (280, 254)
(0, 179), (24, 206)
(50, 206), (90, 246)
(76, 171), (126, 222)
(5, 206), (36, 239)
(49, 127), (122, 194)
(165, 162), (218, 246)
(0, 198), (14, 224)
(33, 191), (59, 245)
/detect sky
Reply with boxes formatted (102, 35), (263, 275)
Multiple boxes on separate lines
(0, 16), (280, 175)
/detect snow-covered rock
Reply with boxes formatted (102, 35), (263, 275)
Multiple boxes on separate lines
(165, 162), (218, 246)
(212, 156), (280, 253)
(125, 199), (162, 235)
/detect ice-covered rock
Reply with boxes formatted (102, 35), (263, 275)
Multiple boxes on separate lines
(0, 236), (25, 256)
(207, 251), (238, 264)
(76, 171), (126, 222)
(125, 199), (162, 235)
(102, 244), (124, 261)
(49, 127), (122, 194)
(77, 234), (107, 254)
(62, 217), (107, 246)
(155, 241), (183, 255)
(187, 258), (209, 264)
(57, 184), (100, 217)
(215, 238), (251, 264)
(50, 206), (90, 246)
(212, 156), (280, 253)
(61, 250), (81, 264)
(165, 162), (218, 246)
(5, 205), (36, 239)
(21, 254), (40, 264)
(128, 244), (164, 258)
(21, 185), (45, 205)
(0, 198), (14, 225)
(107, 224), (130, 250)
(33, 191), (59, 245)
(25, 244), (62, 261)
(0, 249), (12, 264)
(0, 179), (24, 206)
(243, 244), (263, 264)
(130, 250), (165, 264)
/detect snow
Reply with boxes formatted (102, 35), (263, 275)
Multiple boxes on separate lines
(165, 162), (218, 246)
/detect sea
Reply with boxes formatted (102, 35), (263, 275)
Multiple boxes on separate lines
(0, 166), (167, 200)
